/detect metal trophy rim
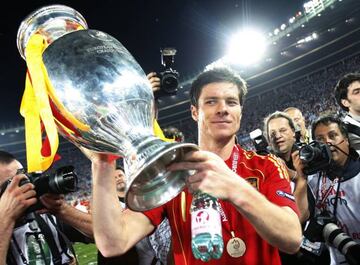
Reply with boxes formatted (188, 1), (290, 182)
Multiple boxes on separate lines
(125, 142), (198, 212)
(17, 4), (88, 59)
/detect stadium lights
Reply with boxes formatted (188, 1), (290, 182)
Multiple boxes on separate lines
(296, 32), (318, 44)
(224, 29), (267, 66)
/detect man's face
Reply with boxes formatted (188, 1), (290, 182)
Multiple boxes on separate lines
(342, 81), (360, 115)
(268, 117), (295, 156)
(0, 160), (22, 185)
(114, 168), (126, 193)
(285, 109), (306, 134)
(191, 82), (242, 142)
(314, 123), (349, 167)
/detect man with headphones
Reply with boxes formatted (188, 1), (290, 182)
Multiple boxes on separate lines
(292, 114), (360, 265)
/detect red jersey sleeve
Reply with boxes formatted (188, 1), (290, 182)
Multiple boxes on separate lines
(262, 154), (299, 216)
(142, 203), (167, 227)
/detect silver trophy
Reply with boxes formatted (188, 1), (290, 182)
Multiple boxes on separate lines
(17, 5), (198, 211)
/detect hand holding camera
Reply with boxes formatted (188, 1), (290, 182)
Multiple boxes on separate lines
(0, 166), (78, 216)
(0, 174), (37, 222)
(153, 47), (179, 99)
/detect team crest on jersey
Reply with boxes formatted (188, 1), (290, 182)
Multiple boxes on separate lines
(246, 177), (259, 190)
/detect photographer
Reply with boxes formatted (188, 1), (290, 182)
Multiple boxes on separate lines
(264, 111), (331, 265)
(0, 151), (92, 265)
(292, 114), (360, 265)
(264, 111), (298, 170)
(284, 107), (311, 144)
(334, 72), (360, 152)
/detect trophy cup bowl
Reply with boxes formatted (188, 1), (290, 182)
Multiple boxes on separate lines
(17, 5), (198, 211)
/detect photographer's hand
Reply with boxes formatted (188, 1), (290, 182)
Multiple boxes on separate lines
(0, 174), (37, 222)
(291, 150), (310, 223)
(38, 193), (66, 215)
(147, 72), (161, 92)
(0, 174), (37, 265)
(39, 193), (94, 238)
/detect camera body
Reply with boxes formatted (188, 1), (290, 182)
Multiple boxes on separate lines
(249, 128), (271, 155)
(304, 210), (336, 242)
(155, 47), (179, 98)
(299, 140), (332, 175)
(0, 165), (78, 213)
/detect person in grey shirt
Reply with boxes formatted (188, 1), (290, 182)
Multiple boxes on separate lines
(334, 72), (360, 152)
(97, 163), (171, 265)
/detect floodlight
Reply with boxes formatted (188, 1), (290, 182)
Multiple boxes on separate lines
(225, 29), (267, 66)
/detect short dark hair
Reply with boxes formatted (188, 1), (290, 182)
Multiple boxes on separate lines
(264, 111), (296, 142)
(311, 114), (348, 139)
(0, 150), (16, 164)
(334, 72), (360, 111)
(190, 67), (247, 107)
(115, 159), (124, 172)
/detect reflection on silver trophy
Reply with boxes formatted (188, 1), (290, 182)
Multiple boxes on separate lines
(17, 5), (198, 211)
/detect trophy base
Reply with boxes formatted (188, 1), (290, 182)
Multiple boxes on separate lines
(125, 142), (198, 212)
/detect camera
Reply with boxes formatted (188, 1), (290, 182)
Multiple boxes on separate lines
(299, 140), (332, 175)
(291, 127), (306, 152)
(0, 165), (78, 213)
(249, 129), (271, 155)
(154, 47), (179, 98)
(304, 211), (360, 265)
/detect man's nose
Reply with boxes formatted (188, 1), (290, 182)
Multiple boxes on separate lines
(216, 101), (228, 115)
(272, 131), (281, 139)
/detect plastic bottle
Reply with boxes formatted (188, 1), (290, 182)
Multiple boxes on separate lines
(27, 233), (51, 265)
(191, 192), (224, 262)
(27, 234), (45, 265)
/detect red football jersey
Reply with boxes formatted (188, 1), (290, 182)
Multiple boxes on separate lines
(143, 145), (298, 265)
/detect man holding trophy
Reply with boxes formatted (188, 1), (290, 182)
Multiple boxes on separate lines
(89, 67), (302, 264)
(16, 5), (302, 265)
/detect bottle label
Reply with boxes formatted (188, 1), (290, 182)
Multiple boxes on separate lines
(191, 208), (222, 236)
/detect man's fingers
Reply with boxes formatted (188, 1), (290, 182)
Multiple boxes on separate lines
(183, 150), (212, 162)
(146, 72), (157, 79)
(167, 161), (203, 171)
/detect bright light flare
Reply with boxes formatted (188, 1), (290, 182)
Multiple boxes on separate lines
(225, 29), (267, 66)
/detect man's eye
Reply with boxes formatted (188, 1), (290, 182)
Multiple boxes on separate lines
(227, 101), (238, 106)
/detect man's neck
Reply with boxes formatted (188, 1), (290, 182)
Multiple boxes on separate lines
(199, 136), (235, 160)
(278, 151), (291, 163)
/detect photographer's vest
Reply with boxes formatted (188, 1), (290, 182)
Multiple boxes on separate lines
(307, 162), (360, 265)
(6, 214), (76, 265)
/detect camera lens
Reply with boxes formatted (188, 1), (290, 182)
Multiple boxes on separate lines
(49, 166), (78, 194)
(299, 145), (317, 162)
(162, 72), (179, 94)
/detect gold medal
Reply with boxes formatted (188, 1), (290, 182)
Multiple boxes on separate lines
(226, 231), (246, 258)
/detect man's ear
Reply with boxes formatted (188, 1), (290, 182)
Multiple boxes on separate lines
(341, 98), (350, 109)
(191, 105), (198, 122)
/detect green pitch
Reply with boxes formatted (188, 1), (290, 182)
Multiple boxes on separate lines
(74, 242), (98, 264)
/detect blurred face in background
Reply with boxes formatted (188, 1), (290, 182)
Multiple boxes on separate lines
(114, 168), (126, 195)
(285, 108), (306, 135)
(342, 81), (360, 116)
(268, 117), (295, 157)
(0, 160), (22, 185)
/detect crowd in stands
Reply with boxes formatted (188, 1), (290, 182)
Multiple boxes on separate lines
(52, 52), (360, 204)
